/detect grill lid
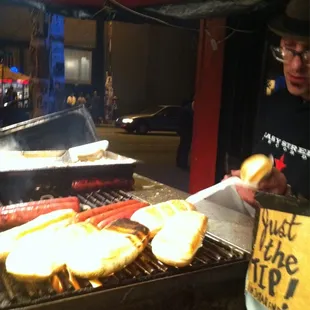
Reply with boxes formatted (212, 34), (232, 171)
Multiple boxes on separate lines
(0, 106), (98, 151)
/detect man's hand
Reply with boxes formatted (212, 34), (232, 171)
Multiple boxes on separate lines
(258, 168), (287, 195)
(223, 168), (288, 206)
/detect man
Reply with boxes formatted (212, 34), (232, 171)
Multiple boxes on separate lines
(229, 0), (309, 205)
(226, 0), (309, 308)
(77, 93), (87, 106)
(67, 92), (76, 108)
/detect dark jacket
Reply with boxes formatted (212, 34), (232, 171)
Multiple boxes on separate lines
(253, 88), (309, 199)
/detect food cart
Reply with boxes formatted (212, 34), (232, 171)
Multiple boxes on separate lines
(0, 106), (251, 310)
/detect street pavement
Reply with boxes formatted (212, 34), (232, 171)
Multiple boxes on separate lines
(96, 126), (190, 193)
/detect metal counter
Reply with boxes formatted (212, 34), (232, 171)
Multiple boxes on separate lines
(131, 174), (254, 253)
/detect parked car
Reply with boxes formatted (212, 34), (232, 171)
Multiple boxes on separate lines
(115, 105), (182, 134)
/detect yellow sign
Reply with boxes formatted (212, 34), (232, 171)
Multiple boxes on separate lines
(246, 208), (310, 310)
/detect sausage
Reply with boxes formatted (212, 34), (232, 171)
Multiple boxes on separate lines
(72, 179), (105, 191)
(72, 178), (134, 192)
(74, 200), (140, 223)
(0, 197), (80, 230)
(97, 203), (148, 229)
(88, 202), (148, 226)
(87, 202), (149, 226)
(0, 197), (78, 212)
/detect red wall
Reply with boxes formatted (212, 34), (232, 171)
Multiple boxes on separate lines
(189, 19), (226, 194)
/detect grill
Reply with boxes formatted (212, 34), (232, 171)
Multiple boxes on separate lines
(0, 189), (249, 310)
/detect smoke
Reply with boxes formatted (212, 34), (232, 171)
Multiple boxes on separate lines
(0, 136), (30, 204)
(0, 136), (21, 151)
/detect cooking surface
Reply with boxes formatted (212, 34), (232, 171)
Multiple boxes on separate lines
(0, 189), (248, 310)
(131, 174), (254, 252)
(0, 235), (246, 310)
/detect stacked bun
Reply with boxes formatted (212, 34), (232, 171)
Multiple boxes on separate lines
(131, 200), (195, 238)
(151, 211), (207, 267)
(131, 200), (208, 267)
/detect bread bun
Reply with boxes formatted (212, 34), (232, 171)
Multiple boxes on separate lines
(151, 211), (207, 267)
(0, 209), (76, 262)
(131, 200), (196, 238)
(5, 220), (71, 281)
(65, 220), (149, 279)
(240, 154), (273, 186)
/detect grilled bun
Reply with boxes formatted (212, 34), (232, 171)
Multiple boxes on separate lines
(131, 200), (196, 238)
(68, 141), (108, 163)
(240, 154), (273, 186)
(0, 209), (76, 262)
(65, 220), (149, 279)
(77, 149), (105, 162)
(5, 219), (72, 281)
(151, 211), (207, 267)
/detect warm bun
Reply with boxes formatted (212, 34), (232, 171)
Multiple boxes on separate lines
(240, 154), (273, 186)
(151, 211), (207, 267)
(131, 200), (196, 238)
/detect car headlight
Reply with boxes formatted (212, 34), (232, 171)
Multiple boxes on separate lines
(122, 118), (134, 124)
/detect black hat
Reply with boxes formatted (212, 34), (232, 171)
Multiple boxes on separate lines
(268, 0), (309, 41)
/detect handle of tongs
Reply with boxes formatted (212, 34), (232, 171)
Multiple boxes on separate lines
(186, 177), (247, 205)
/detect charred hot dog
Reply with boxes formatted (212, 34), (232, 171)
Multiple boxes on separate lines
(72, 178), (134, 192)
(0, 197), (80, 230)
(87, 202), (148, 226)
(97, 203), (148, 229)
(74, 200), (140, 223)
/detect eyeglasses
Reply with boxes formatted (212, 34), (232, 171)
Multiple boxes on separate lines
(270, 46), (310, 67)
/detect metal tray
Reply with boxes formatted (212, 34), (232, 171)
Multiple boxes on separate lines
(0, 150), (137, 172)
(0, 150), (138, 203)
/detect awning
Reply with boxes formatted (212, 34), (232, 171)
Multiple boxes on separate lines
(4, 0), (284, 21)
(0, 65), (29, 83)
(38, 0), (181, 8)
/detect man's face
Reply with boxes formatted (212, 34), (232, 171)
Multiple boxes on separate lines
(281, 38), (310, 98)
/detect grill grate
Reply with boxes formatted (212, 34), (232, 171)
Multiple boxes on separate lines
(77, 189), (137, 209)
(0, 236), (246, 310)
(0, 190), (248, 309)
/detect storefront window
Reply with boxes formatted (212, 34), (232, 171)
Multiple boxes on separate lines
(64, 49), (92, 84)
(23, 48), (92, 84)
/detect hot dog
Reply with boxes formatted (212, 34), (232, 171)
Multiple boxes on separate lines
(0, 197), (80, 230)
(72, 178), (134, 192)
(74, 200), (140, 223)
(87, 202), (149, 226)
(0, 197), (78, 212)
(97, 203), (148, 229)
